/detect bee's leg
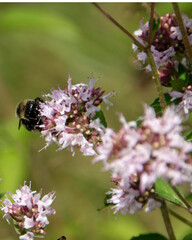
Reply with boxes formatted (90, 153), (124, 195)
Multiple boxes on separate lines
(18, 119), (22, 130)
(35, 97), (44, 103)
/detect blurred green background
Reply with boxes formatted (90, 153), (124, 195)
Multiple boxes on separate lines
(0, 3), (192, 240)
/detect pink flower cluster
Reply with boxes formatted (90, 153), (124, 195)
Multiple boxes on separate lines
(133, 13), (192, 85)
(1, 183), (56, 240)
(39, 75), (115, 156)
(95, 106), (192, 214)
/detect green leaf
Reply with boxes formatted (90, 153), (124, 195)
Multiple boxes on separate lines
(13, 219), (25, 235)
(131, 233), (168, 240)
(152, 18), (160, 32)
(170, 79), (184, 91)
(150, 18), (160, 43)
(185, 192), (192, 200)
(183, 233), (192, 240)
(104, 193), (114, 207)
(178, 63), (189, 81)
(155, 178), (185, 206)
(150, 93), (172, 114)
(97, 193), (114, 211)
(150, 97), (161, 113)
(93, 109), (107, 128)
(188, 74), (192, 85)
(170, 63), (189, 91)
(186, 131), (192, 141)
(0, 192), (5, 199)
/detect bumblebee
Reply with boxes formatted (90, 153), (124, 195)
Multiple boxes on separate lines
(16, 97), (44, 131)
(57, 237), (66, 240)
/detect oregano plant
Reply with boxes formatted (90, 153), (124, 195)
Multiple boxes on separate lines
(1, 2), (192, 240)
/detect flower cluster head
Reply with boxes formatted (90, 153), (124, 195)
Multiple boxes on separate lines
(39, 75), (115, 156)
(1, 182), (56, 240)
(133, 13), (192, 85)
(169, 85), (192, 115)
(95, 106), (192, 214)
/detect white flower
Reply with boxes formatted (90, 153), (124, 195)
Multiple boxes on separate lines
(136, 51), (147, 64)
(132, 13), (192, 85)
(169, 86), (192, 115)
(150, 46), (176, 69)
(19, 232), (34, 240)
(145, 199), (161, 213)
(170, 26), (182, 40)
(95, 105), (192, 214)
(24, 216), (35, 229)
(108, 188), (143, 215)
(39, 75), (115, 156)
(1, 182), (56, 239)
(171, 14), (192, 42)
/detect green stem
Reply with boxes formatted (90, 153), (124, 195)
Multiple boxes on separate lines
(169, 209), (192, 227)
(146, 50), (166, 111)
(161, 201), (176, 240)
(146, 3), (166, 110)
(148, 3), (155, 47)
(92, 3), (146, 51)
(172, 3), (192, 64)
(93, 2), (166, 110)
(143, 3), (160, 19)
